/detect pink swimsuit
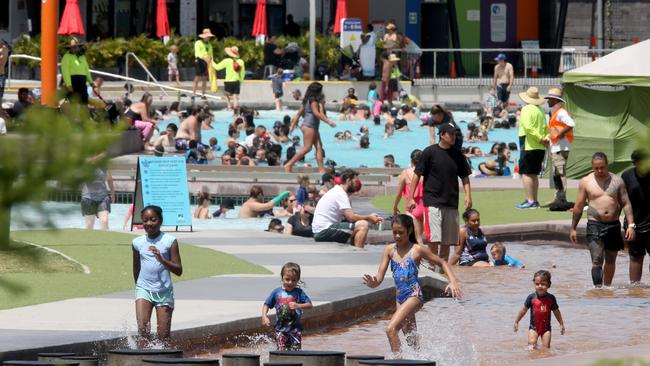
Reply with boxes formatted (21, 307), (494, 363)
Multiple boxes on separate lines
(402, 170), (424, 221)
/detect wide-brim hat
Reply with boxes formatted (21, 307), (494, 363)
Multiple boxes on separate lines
(544, 87), (566, 103)
(199, 28), (215, 39)
(388, 54), (400, 62)
(386, 23), (397, 31)
(519, 87), (545, 105)
(225, 46), (240, 58)
(479, 160), (499, 176)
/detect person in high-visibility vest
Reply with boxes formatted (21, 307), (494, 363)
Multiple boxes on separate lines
(61, 37), (95, 105)
(544, 88), (575, 204)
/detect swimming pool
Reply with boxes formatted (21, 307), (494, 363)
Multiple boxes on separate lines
(159, 110), (518, 169)
(203, 242), (650, 365)
(10, 202), (285, 232)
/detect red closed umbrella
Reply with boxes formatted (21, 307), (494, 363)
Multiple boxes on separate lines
(251, 0), (267, 38)
(333, 0), (348, 34)
(57, 0), (85, 36)
(156, 0), (171, 38)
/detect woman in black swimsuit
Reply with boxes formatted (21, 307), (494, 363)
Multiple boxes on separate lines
(124, 93), (156, 148)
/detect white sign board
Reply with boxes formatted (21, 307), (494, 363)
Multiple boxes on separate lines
(340, 18), (363, 51)
(467, 9), (480, 22)
(490, 3), (506, 43)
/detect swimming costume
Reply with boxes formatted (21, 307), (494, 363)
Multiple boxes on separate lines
(492, 255), (523, 267)
(264, 287), (311, 351)
(302, 99), (320, 129)
(124, 109), (143, 124)
(401, 170), (424, 221)
(459, 227), (489, 266)
(390, 244), (424, 305)
(524, 292), (558, 335)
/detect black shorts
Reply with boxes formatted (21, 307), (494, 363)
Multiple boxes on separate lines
(519, 149), (545, 175)
(587, 220), (624, 265)
(274, 91), (283, 99)
(497, 83), (510, 103)
(628, 230), (650, 257)
(314, 222), (355, 243)
(195, 59), (208, 77)
(224, 81), (241, 95)
(81, 196), (111, 216)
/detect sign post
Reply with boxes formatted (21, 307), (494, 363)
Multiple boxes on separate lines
(132, 157), (192, 231)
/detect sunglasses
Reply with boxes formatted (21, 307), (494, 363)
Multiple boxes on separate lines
(289, 199), (296, 202)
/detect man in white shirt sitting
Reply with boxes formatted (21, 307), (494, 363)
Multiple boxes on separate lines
(312, 169), (383, 248)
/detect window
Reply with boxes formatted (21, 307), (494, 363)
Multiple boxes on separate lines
(0, 1), (9, 32)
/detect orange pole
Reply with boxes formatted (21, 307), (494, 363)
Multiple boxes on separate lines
(41, 0), (58, 107)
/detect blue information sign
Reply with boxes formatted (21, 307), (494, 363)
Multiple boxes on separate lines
(137, 156), (192, 228)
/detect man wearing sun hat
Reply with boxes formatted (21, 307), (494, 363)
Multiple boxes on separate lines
(545, 87), (574, 205)
(213, 46), (245, 113)
(516, 86), (548, 209)
(193, 28), (215, 97)
(61, 37), (95, 104)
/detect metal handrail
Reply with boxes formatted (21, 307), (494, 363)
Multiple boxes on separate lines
(6, 54), (222, 101)
(125, 52), (168, 98)
(418, 47), (618, 52)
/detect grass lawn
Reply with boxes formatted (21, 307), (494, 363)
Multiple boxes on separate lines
(1, 229), (270, 309)
(372, 188), (578, 226)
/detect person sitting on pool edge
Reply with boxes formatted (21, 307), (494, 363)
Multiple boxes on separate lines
(239, 186), (291, 218)
(311, 169), (383, 248)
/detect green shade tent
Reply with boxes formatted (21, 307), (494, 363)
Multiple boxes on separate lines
(562, 40), (650, 178)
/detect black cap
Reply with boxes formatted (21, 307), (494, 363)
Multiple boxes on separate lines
(438, 122), (457, 135)
(390, 107), (399, 117)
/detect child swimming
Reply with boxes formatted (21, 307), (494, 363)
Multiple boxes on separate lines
(363, 214), (462, 355)
(451, 209), (491, 267)
(262, 262), (313, 351)
(514, 270), (565, 349)
(490, 242), (525, 268)
(132, 205), (183, 346)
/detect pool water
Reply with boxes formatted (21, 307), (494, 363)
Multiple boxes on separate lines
(10, 202), (284, 232)
(159, 110), (518, 169)
(203, 242), (650, 365)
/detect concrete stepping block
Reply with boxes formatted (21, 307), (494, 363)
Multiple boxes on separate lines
(60, 357), (98, 366)
(263, 363), (303, 366)
(143, 358), (219, 366)
(107, 349), (183, 366)
(269, 350), (345, 366)
(37, 354), (77, 363)
(359, 360), (435, 365)
(346, 355), (385, 366)
(221, 354), (260, 366)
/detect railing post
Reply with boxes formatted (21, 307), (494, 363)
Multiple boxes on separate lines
(523, 50), (527, 78)
(478, 51), (482, 79)
(7, 58), (12, 88)
(433, 51), (437, 79)
(126, 53), (130, 99)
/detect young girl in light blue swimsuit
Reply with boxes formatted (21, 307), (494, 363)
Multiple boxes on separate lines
(363, 214), (463, 355)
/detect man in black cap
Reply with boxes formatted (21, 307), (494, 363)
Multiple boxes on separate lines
(319, 173), (336, 197)
(407, 122), (472, 263)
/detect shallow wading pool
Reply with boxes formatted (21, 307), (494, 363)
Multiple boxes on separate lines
(200, 242), (650, 366)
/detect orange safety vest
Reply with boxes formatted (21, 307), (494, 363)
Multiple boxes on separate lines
(549, 107), (574, 144)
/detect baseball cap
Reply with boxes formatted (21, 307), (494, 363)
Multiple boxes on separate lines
(273, 120), (282, 129)
(438, 122), (457, 135)
(390, 107), (399, 117)
(494, 53), (507, 61)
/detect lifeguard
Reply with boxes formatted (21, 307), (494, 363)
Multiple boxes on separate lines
(544, 88), (575, 204)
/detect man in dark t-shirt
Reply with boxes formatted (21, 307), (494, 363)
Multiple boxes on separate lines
(407, 122), (472, 261)
(622, 149), (650, 283)
(264, 36), (283, 68)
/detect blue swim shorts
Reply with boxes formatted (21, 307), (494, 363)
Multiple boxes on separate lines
(135, 286), (175, 308)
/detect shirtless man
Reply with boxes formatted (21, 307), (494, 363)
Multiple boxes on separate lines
(239, 185), (290, 218)
(570, 152), (636, 287)
(492, 53), (514, 106)
(175, 106), (205, 151)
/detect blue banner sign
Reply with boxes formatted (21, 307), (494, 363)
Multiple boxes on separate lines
(138, 156), (191, 227)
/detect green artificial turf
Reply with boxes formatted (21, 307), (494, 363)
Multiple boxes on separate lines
(2, 229), (270, 309)
(372, 188), (579, 226)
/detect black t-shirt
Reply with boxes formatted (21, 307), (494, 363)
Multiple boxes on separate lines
(264, 43), (280, 66)
(394, 118), (407, 130)
(622, 168), (650, 233)
(288, 213), (313, 237)
(428, 114), (463, 150)
(415, 144), (471, 208)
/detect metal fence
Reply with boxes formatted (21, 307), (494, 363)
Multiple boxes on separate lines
(414, 47), (615, 81)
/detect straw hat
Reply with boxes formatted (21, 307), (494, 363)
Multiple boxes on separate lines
(388, 54), (400, 62)
(225, 46), (240, 58)
(386, 23), (396, 31)
(519, 87), (545, 105)
(479, 160), (499, 176)
(544, 87), (565, 103)
(199, 28), (215, 39)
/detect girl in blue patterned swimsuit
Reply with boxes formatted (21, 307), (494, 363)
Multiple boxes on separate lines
(363, 214), (463, 355)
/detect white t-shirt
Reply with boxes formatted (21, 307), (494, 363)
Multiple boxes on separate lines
(312, 185), (352, 234)
(550, 105), (575, 153)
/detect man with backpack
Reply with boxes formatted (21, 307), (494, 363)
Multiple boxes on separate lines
(212, 46), (245, 113)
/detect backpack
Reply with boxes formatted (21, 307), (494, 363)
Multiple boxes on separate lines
(232, 59), (241, 72)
